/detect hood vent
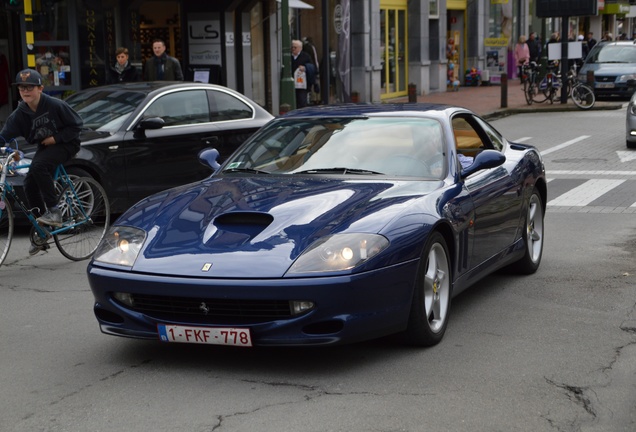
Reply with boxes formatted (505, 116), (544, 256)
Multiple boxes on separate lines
(205, 212), (274, 247)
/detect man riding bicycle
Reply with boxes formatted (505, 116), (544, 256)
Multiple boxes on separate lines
(0, 69), (83, 255)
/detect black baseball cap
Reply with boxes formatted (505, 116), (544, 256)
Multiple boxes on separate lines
(13, 69), (43, 86)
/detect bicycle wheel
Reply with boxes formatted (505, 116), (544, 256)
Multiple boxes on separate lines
(524, 80), (534, 105)
(0, 198), (14, 266)
(54, 177), (110, 261)
(571, 83), (595, 110)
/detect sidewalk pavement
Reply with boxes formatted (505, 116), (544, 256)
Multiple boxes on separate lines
(390, 78), (625, 120)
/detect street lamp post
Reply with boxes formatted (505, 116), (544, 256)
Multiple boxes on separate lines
(280, 0), (296, 113)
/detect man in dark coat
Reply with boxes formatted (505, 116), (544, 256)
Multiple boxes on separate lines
(527, 32), (542, 63)
(143, 39), (183, 81)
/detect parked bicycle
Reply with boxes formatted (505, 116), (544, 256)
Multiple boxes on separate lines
(0, 145), (110, 266)
(563, 63), (596, 110)
(538, 62), (561, 103)
(522, 61), (548, 105)
(523, 61), (595, 109)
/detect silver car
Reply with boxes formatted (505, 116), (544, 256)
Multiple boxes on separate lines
(626, 90), (636, 148)
(579, 41), (636, 99)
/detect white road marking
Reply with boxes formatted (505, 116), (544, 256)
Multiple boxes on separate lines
(548, 170), (636, 177)
(617, 151), (636, 163)
(540, 136), (590, 156)
(547, 179), (625, 207)
(512, 137), (532, 143)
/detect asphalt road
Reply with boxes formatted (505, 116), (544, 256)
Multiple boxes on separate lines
(0, 109), (634, 432)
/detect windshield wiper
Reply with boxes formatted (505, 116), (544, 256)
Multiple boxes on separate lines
(295, 167), (384, 175)
(222, 167), (270, 175)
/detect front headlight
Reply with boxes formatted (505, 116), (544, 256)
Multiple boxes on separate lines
(286, 233), (389, 274)
(93, 226), (146, 268)
(619, 73), (636, 82)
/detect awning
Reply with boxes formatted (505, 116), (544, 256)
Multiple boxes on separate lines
(276, 0), (314, 10)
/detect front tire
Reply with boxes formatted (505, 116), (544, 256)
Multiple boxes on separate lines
(54, 177), (110, 261)
(508, 189), (544, 274)
(402, 232), (452, 346)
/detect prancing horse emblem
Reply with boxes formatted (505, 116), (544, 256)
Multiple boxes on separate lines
(199, 302), (210, 315)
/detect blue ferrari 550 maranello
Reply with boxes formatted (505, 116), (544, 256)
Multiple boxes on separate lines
(87, 103), (547, 348)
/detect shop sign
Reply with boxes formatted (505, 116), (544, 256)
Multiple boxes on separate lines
(484, 37), (508, 84)
(484, 37), (508, 47)
(188, 20), (221, 65)
(601, 3), (630, 15)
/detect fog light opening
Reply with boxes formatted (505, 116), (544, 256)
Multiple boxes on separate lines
(114, 292), (135, 307)
(290, 300), (315, 316)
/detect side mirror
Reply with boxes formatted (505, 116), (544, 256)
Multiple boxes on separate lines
(138, 117), (165, 130)
(133, 117), (165, 139)
(198, 148), (221, 173)
(460, 149), (506, 179)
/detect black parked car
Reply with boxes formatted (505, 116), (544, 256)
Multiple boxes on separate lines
(7, 82), (273, 214)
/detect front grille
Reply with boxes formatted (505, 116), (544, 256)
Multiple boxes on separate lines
(127, 294), (293, 324)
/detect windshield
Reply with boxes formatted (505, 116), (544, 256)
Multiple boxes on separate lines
(586, 44), (636, 64)
(65, 90), (146, 132)
(223, 117), (446, 179)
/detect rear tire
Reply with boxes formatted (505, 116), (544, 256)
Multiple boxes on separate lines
(524, 81), (534, 105)
(571, 84), (595, 110)
(402, 232), (452, 346)
(54, 177), (110, 261)
(0, 199), (14, 266)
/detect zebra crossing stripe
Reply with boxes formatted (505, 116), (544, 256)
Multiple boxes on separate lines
(547, 179), (626, 207)
(540, 136), (590, 156)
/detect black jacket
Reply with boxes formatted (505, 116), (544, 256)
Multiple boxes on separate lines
(143, 54), (184, 81)
(0, 92), (82, 151)
(106, 62), (140, 84)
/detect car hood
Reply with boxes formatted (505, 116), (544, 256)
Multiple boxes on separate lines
(119, 176), (444, 277)
(581, 63), (636, 76)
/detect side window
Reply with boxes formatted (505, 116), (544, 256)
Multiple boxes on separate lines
(473, 117), (505, 151)
(452, 116), (485, 157)
(144, 90), (210, 126)
(209, 91), (254, 121)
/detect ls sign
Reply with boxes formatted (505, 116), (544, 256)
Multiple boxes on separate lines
(188, 20), (222, 65)
(188, 20), (221, 42)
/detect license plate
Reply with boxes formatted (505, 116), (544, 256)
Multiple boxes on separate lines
(158, 324), (252, 347)
(597, 83), (615, 88)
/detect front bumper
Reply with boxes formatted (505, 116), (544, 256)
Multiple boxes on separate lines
(87, 259), (420, 346)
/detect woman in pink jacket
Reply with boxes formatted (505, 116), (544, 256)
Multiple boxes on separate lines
(514, 35), (530, 82)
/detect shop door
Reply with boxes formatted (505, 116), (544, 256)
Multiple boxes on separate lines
(380, 1), (408, 99)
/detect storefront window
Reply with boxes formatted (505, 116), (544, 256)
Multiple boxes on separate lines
(31, 0), (73, 88)
(380, 3), (408, 99)
(33, 0), (70, 41)
(429, 0), (439, 18)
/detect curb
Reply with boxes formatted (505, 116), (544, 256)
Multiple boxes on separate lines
(483, 102), (625, 121)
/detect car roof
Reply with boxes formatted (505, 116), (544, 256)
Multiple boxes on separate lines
(280, 103), (460, 118)
(595, 41), (636, 48)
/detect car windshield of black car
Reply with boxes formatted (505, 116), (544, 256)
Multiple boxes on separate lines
(66, 91), (146, 132)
